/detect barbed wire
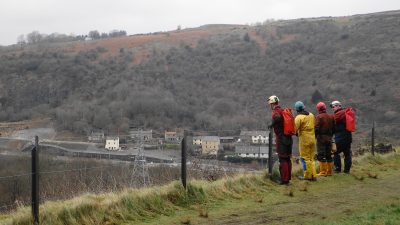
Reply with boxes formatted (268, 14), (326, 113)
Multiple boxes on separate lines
(0, 172), (32, 181)
(39, 164), (127, 175)
(0, 203), (18, 210)
(0, 164), (131, 181)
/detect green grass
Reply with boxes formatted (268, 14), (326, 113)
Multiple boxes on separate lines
(314, 201), (400, 225)
(164, 144), (180, 150)
(1, 153), (400, 225)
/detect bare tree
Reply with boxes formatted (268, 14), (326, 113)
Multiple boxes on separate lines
(17, 34), (26, 45)
(88, 30), (100, 39)
(26, 31), (43, 44)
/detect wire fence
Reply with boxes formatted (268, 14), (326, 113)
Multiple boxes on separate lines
(0, 122), (398, 217)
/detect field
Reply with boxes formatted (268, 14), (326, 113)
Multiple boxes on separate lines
(1, 152), (399, 225)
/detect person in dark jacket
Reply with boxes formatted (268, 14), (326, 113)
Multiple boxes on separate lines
(330, 100), (352, 174)
(267, 95), (293, 185)
(315, 102), (335, 176)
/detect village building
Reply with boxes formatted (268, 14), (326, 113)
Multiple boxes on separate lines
(88, 130), (105, 142)
(165, 131), (180, 143)
(192, 136), (220, 155)
(219, 136), (236, 143)
(105, 137), (119, 151)
(239, 131), (269, 144)
(129, 129), (152, 142)
(192, 136), (202, 146)
(235, 145), (269, 158)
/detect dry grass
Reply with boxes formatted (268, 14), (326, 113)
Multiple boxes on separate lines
(1, 152), (399, 225)
(299, 183), (308, 192)
(283, 187), (294, 197)
(198, 208), (208, 218)
(180, 217), (191, 224)
(2, 174), (269, 225)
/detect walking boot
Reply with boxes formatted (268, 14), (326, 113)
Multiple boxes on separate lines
(316, 162), (327, 177)
(326, 162), (333, 176)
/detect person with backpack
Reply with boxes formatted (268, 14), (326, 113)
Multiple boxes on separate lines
(267, 95), (293, 185)
(294, 101), (317, 181)
(330, 100), (353, 174)
(314, 102), (335, 176)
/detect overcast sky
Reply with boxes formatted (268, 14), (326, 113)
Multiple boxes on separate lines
(1, 0), (399, 46)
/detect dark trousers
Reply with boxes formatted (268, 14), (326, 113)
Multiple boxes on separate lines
(279, 156), (292, 183)
(333, 141), (352, 173)
(317, 141), (333, 162)
(276, 135), (293, 183)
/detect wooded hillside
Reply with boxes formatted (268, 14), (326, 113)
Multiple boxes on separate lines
(0, 11), (399, 135)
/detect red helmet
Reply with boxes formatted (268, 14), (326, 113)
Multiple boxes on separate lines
(316, 102), (326, 112)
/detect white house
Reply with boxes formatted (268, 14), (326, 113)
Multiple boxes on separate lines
(235, 145), (269, 159)
(105, 137), (119, 151)
(240, 131), (269, 144)
(192, 136), (203, 146)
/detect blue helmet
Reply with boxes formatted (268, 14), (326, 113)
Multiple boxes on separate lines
(295, 101), (305, 111)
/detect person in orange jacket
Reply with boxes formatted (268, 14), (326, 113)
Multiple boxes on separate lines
(314, 102), (335, 176)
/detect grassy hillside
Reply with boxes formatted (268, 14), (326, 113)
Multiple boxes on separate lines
(1, 152), (400, 225)
(0, 11), (399, 136)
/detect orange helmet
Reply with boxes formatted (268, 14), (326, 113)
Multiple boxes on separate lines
(316, 102), (326, 112)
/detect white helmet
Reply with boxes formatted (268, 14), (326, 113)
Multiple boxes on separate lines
(330, 100), (341, 108)
(268, 95), (279, 104)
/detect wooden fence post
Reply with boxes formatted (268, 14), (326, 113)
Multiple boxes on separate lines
(31, 136), (39, 224)
(181, 130), (187, 189)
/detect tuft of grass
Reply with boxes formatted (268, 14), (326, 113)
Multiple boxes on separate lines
(180, 217), (191, 224)
(352, 173), (365, 181)
(366, 172), (378, 179)
(283, 188), (294, 197)
(299, 183), (308, 192)
(198, 208), (208, 218)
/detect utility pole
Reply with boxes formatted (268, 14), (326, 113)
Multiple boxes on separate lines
(131, 128), (150, 187)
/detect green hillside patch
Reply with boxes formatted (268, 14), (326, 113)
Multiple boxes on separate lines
(2, 153), (400, 225)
